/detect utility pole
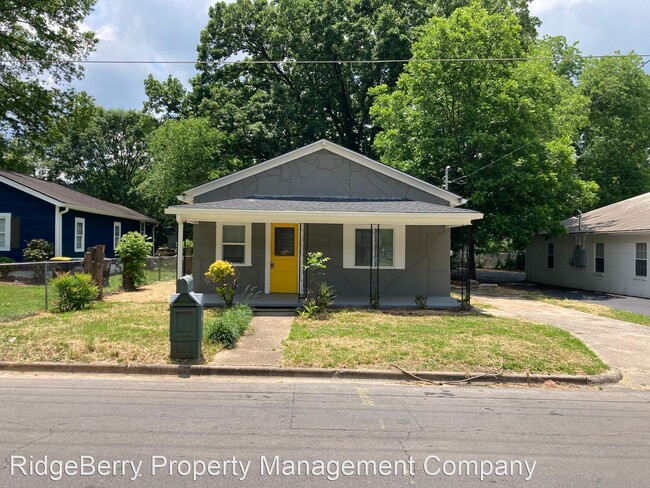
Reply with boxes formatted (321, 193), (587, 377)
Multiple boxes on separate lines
(443, 166), (451, 190)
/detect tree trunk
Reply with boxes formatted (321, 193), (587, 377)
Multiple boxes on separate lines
(122, 259), (135, 291)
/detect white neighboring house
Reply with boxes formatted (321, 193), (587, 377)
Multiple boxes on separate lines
(526, 192), (650, 299)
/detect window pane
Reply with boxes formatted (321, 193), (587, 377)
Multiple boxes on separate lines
(114, 225), (120, 237)
(636, 259), (647, 277)
(76, 236), (82, 250)
(637, 243), (647, 260)
(377, 229), (394, 267)
(355, 229), (372, 267)
(223, 244), (245, 263)
(274, 227), (295, 256)
(596, 243), (604, 258)
(76, 222), (83, 234)
(0, 218), (5, 247)
(223, 225), (245, 243)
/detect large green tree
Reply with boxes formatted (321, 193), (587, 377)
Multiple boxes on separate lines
(46, 93), (157, 211)
(371, 3), (597, 252)
(576, 54), (650, 207)
(0, 0), (97, 162)
(140, 117), (227, 222)
(186, 0), (539, 165)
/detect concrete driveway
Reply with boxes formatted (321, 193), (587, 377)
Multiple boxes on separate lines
(476, 269), (650, 317)
(476, 295), (650, 389)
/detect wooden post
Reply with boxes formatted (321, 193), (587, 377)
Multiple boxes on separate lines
(83, 245), (105, 299)
(93, 245), (105, 299)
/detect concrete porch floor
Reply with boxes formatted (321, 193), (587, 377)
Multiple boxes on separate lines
(203, 293), (460, 309)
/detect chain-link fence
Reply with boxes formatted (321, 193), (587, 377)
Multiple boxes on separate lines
(0, 256), (177, 321)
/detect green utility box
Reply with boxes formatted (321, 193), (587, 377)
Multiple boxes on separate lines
(169, 275), (204, 361)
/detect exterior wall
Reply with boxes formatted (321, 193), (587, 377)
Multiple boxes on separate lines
(307, 224), (450, 298)
(194, 149), (450, 206)
(527, 233), (650, 299)
(192, 222), (266, 293)
(192, 221), (451, 298)
(62, 209), (143, 258)
(0, 182), (55, 261)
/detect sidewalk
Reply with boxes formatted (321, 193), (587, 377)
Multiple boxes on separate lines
(211, 314), (294, 367)
(476, 295), (650, 389)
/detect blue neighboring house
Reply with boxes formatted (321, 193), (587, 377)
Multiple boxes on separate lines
(0, 169), (157, 261)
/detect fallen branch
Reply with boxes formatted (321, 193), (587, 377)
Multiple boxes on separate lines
(389, 363), (504, 386)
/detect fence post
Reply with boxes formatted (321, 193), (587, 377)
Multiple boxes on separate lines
(44, 261), (48, 310)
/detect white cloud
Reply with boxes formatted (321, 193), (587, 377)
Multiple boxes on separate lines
(530, 0), (593, 15)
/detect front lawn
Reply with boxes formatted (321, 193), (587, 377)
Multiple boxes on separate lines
(0, 300), (222, 364)
(0, 283), (46, 322)
(283, 310), (608, 375)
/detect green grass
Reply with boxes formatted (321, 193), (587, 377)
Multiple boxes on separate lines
(0, 283), (46, 322)
(0, 299), (222, 364)
(283, 309), (608, 375)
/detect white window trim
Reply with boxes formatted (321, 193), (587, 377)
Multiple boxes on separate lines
(343, 224), (405, 270)
(74, 217), (85, 252)
(140, 221), (146, 234)
(594, 242), (605, 275)
(215, 222), (252, 267)
(635, 242), (648, 278)
(113, 222), (122, 250)
(0, 213), (10, 251)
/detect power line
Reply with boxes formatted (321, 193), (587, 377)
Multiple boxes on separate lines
(449, 58), (650, 185)
(1, 53), (649, 65)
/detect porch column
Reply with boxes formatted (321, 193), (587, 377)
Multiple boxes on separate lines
(176, 217), (184, 278)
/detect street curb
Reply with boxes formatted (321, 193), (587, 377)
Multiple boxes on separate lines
(0, 362), (622, 386)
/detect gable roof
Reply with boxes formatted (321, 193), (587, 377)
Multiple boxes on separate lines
(562, 192), (650, 234)
(0, 170), (157, 223)
(180, 139), (467, 207)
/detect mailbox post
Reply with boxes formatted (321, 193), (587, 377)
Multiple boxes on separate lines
(169, 275), (204, 361)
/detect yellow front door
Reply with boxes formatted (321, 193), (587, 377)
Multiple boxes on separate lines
(270, 224), (299, 293)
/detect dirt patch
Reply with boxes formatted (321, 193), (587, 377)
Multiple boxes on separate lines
(104, 281), (175, 303)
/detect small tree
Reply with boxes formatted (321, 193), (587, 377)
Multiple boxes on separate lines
(115, 232), (153, 291)
(205, 260), (238, 307)
(301, 251), (335, 318)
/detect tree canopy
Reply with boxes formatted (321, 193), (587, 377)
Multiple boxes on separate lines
(576, 54), (650, 208)
(371, 3), (597, 251)
(0, 0), (97, 161)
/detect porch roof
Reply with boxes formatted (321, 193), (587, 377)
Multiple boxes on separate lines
(165, 196), (483, 226)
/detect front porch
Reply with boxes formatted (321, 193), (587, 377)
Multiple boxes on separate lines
(203, 293), (460, 310)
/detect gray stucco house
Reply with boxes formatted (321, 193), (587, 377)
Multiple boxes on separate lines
(165, 140), (482, 307)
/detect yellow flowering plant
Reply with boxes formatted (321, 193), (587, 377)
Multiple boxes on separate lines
(205, 260), (238, 307)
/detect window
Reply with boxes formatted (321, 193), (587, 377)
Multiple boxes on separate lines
(113, 222), (122, 250)
(74, 217), (85, 252)
(140, 221), (146, 235)
(595, 242), (605, 273)
(343, 225), (405, 269)
(0, 213), (10, 251)
(547, 243), (554, 269)
(636, 243), (648, 277)
(216, 223), (251, 266)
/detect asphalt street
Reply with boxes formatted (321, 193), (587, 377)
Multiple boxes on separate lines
(0, 375), (648, 488)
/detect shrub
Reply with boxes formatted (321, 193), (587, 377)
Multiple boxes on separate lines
(204, 304), (253, 348)
(0, 257), (14, 264)
(301, 252), (336, 318)
(23, 239), (54, 262)
(414, 294), (427, 309)
(51, 272), (98, 312)
(205, 260), (238, 307)
(115, 232), (153, 291)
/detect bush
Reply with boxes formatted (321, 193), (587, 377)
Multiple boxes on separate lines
(301, 251), (335, 318)
(205, 260), (238, 307)
(115, 232), (153, 291)
(204, 304), (253, 348)
(0, 257), (14, 264)
(51, 272), (98, 312)
(22, 239), (54, 262)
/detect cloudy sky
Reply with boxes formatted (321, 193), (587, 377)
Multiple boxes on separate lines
(73, 0), (650, 109)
